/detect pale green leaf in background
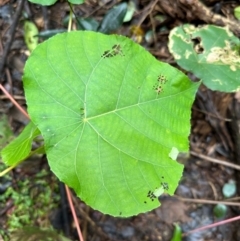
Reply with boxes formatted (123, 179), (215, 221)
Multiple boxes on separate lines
(168, 24), (240, 92)
(123, 1), (136, 22)
(234, 6), (240, 20)
(24, 20), (39, 52)
(23, 31), (199, 217)
(222, 180), (237, 198)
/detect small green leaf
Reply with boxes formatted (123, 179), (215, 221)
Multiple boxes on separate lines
(1, 122), (41, 166)
(24, 20), (39, 52)
(145, 30), (154, 44)
(37, 29), (66, 39)
(222, 180), (236, 198)
(27, 0), (57, 6)
(213, 204), (227, 218)
(234, 6), (240, 20)
(76, 18), (99, 31)
(170, 224), (182, 241)
(68, 0), (84, 4)
(23, 31), (199, 217)
(123, 1), (136, 22)
(169, 24), (240, 92)
(98, 2), (128, 33)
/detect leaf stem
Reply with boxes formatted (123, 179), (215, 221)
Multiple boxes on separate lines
(68, 3), (73, 32)
(183, 215), (240, 236)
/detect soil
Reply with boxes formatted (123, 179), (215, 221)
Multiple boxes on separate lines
(1, 0), (240, 241)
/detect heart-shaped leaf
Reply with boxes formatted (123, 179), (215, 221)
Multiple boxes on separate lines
(23, 31), (199, 216)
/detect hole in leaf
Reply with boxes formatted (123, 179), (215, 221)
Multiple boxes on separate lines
(191, 37), (204, 54)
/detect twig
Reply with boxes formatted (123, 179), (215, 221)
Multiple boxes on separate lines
(65, 186), (84, 241)
(183, 215), (240, 236)
(72, 195), (112, 241)
(136, 0), (159, 28)
(85, 0), (113, 18)
(174, 195), (240, 207)
(192, 107), (232, 122)
(190, 151), (240, 171)
(179, 0), (240, 36)
(0, 95), (25, 100)
(0, 84), (28, 118)
(0, 0), (25, 77)
(68, 3), (73, 32)
(0, 84), (29, 118)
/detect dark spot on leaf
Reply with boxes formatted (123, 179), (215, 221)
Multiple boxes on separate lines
(144, 201), (147, 204)
(80, 107), (85, 117)
(147, 190), (157, 200)
(161, 182), (169, 190)
(119, 212), (122, 215)
(191, 37), (204, 54)
(153, 84), (163, 95)
(157, 75), (167, 84)
(101, 44), (124, 58)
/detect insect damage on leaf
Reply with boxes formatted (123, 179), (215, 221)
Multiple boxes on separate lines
(152, 74), (168, 95)
(161, 182), (169, 191)
(147, 190), (157, 201)
(206, 40), (240, 71)
(101, 44), (125, 58)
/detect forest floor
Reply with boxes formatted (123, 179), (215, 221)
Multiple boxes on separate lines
(1, 0), (240, 240)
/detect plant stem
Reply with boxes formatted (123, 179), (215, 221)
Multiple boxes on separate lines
(65, 186), (84, 241)
(0, 84), (29, 119)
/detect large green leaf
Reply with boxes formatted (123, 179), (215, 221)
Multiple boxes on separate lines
(23, 31), (199, 217)
(169, 24), (240, 92)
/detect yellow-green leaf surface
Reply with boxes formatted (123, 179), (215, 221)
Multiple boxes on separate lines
(169, 24), (240, 92)
(24, 20), (39, 52)
(23, 31), (199, 217)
